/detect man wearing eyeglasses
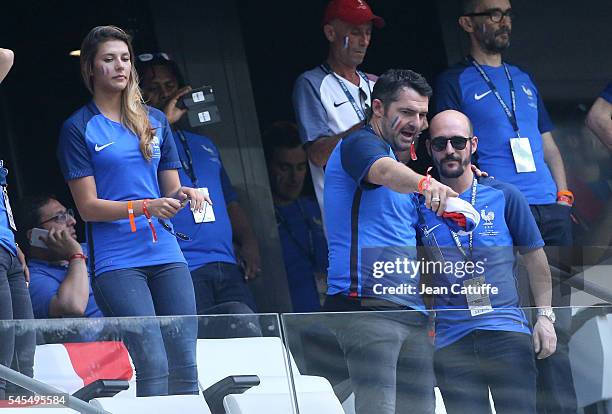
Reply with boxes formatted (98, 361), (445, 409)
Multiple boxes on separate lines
(16, 195), (102, 320)
(433, 1), (576, 412)
(137, 54), (260, 316)
(417, 110), (556, 414)
(292, 0), (383, 219)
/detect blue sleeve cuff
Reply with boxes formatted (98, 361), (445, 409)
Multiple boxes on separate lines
(158, 161), (182, 171)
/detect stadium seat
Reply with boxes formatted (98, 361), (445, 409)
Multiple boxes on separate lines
(196, 337), (344, 413)
(569, 311), (612, 408)
(90, 394), (212, 413)
(33, 342), (135, 397)
(0, 409), (78, 413)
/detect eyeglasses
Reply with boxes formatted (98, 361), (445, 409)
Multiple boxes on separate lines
(464, 8), (514, 23)
(158, 219), (192, 241)
(136, 52), (171, 63)
(37, 209), (74, 226)
(430, 136), (472, 152)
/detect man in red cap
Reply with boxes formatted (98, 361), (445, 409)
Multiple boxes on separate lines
(292, 0), (384, 218)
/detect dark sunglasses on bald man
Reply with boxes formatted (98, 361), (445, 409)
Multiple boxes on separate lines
(430, 136), (472, 152)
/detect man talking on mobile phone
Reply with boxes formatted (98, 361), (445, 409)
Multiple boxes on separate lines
(17, 195), (102, 321)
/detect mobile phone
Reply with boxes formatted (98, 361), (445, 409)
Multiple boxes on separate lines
(30, 228), (49, 249)
(187, 105), (221, 128)
(176, 86), (215, 109)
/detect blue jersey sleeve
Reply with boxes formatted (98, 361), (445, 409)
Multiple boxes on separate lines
(158, 115), (182, 171)
(293, 74), (333, 145)
(433, 69), (463, 115)
(601, 81), (612, 103)
(340, 131), (391, 188)
(500, 181), (544, 252)
(28, 268), (60, 319)
(57, 119), (93, 181)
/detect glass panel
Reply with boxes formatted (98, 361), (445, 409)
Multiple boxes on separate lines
(0, 313), (298, 413)
(282, 305), (612, 414)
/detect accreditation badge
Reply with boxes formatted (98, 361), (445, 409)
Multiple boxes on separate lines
(509, 137), (536, 173)
(191, 188), (215, 224)
(464, 276), (493, 316)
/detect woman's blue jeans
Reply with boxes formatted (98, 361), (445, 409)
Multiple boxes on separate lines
(0, 247), (36, 399)
(93, 262), (198, 397)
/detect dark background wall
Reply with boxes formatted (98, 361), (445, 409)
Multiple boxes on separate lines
(435, 0), (611, 102)
(1, 0), (610, 311)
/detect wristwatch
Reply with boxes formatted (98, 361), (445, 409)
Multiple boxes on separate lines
(537, 308), (556, 324)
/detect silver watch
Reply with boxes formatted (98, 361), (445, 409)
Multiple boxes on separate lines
(537, 308), (556, 324)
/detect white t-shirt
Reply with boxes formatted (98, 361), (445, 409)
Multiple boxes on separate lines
(292, 64), (375, 215)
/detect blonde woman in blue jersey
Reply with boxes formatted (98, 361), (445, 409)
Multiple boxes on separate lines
(57, 26), (208, 397)
(0, 47), (36, 399)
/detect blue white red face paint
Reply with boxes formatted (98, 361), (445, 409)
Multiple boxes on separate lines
(343, 35), (349, 49)
(391, 115), (401, 132)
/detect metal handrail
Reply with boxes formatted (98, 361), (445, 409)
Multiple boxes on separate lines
(0, 364), (109, 414)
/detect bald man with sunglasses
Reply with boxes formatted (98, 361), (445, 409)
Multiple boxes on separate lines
(417, 110), (556, 414)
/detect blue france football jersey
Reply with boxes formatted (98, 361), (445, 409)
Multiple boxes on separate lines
(28, 259), (103, 319)
(324, 125), (424, 311)
(170, 130), (238, 271)
(0, 177), (16, 256)
(417, 177), (544, 349)
(434, 61), (557, 204)
(57, 101), (186, 275)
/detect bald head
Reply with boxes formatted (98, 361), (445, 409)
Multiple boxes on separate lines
(429, 110), (473, 139)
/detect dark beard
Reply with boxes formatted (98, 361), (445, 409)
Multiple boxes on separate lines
(437, 157), (469, 179)
(482, 28), (511, 54)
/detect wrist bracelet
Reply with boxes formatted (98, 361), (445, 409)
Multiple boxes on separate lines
(142, 199), (158, 243)
(127, 200), (136, 232)
(556, 190), (574, 205)
(68, 253), (86, 262)
(417, 167), (433, 194)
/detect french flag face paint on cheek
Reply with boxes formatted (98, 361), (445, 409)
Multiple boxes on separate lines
(391, 115), (401, 132)
(343, 35), (349, 49)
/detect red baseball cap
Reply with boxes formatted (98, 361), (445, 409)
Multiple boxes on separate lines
(323, 0), (385, 28)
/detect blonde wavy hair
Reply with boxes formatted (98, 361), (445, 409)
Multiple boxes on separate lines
(80, 25), (154, 160)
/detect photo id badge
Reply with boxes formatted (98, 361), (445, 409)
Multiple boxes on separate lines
(3, 187), (17, 231)
(464, 276), (493, 316)
(192, 188), (215, 224)
(509, 137), (536, 173)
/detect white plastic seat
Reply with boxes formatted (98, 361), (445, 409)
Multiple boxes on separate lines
(224, 390), (344, 414)
(196, 337), (343, 413)
(33, 342), (136, 398)
(90, 394), (212, 414)
(33, 344), (84, 394)
(569, 313), (612, 408)
(0, 409), (77, 413)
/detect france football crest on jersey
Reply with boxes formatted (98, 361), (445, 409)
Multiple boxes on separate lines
(151, 135), (161, 158)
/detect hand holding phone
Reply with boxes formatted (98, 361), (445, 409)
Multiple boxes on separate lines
(29, 228), (49, 249)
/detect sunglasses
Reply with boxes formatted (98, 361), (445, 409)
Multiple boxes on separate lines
(158, 219), (192, 241)
(430, 136), (472, 152)
(136, 52), (171, 63)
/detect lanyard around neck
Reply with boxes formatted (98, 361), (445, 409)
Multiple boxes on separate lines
(175, 129), (199, 187)
(469, 56), (520, 137)
(450, 177), (478, 261)
(321, 63), (370, 122)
